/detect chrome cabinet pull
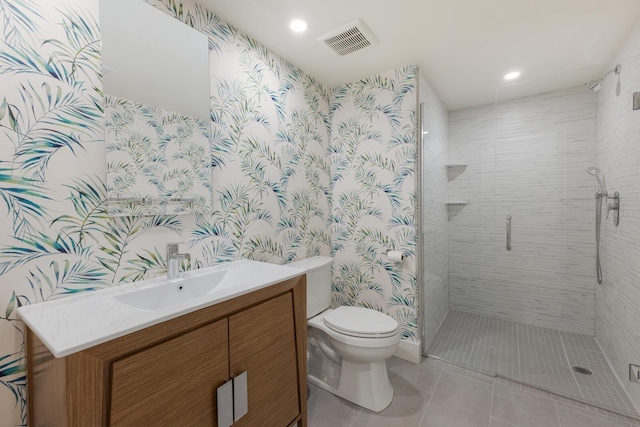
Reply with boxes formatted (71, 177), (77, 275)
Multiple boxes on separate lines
(233, 371), (248, 422)
(506, 215), (512, 251)
(217, 380), (233, 427)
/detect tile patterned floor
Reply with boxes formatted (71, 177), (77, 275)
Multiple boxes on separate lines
(307, 357), (640, 427)
(427, 310), (639, 418)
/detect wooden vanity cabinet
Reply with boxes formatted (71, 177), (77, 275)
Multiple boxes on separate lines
(229, 293), (301, 426)
(109, 319), (229, 426)
(26, 275), (307, 427)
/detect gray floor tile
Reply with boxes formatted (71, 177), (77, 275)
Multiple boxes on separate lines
(420, 369), (493, 427)
(579, 386), (638, 416)
(308, 382), (320, 399)
(430, 330), (476, 366)
(554, 399), (588, 412)
(350, 380), (430, 427)
(559, 331), (600, 352)
(565, 347), (627, 395)
(389, 357), (443, 395)
(307, 388), (362, 427)
(468, 334), (498, 372)
(490, 417), (519, 427)
(494, 333), (519, 362)
(386, 356), (399, 369)
(518, 382), (580, 404)
(518, 323), (563, 347)
(443, 362), (495, 384)
(495, 362), (521, 380)
(556, 405), (630, 427)
(519, 337), (568, 367)
(306, 357), (638, 427)
(519, 361), (581, 396)
(428, 309), (639, 418)
(491, 383), (560, 427)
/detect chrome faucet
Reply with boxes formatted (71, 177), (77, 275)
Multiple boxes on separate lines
(166, 243), (190, 279)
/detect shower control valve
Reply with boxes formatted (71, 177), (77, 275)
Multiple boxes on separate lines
(607, 192), (620, 226)
(630, 364), (640, 383)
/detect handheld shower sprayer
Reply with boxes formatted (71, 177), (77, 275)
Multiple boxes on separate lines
(586, 167), (621, 284)
(587, 167), (606, 196)
(587, 167), (606, 285)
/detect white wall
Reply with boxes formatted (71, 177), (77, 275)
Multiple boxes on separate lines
(419, 72), (449, 349)
(595, 19), (640, 411)
(448, 87), (597, 335)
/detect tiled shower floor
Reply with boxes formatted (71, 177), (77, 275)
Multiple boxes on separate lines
(427, 310), (639, 419)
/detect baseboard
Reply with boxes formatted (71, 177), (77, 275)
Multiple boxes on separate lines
(394, 339), (421, 364)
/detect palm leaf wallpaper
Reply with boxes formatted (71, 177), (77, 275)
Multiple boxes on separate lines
(0, 0), (417, 424)
(330, 67), (418, 341)
(104, 94), (213, 216)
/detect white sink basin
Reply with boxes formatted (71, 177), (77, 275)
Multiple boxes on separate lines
(114, 269), (258, 311)
(16, 260), (305, 358)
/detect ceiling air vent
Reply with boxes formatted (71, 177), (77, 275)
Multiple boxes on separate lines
(318, 19), (378, 56)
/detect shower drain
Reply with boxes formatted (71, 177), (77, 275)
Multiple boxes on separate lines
(572, 366), (594, 375)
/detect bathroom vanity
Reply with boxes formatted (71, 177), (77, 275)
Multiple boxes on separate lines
(19, 261), (307, 426)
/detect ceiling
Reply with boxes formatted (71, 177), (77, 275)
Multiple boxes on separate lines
(199, 0), (640, 110)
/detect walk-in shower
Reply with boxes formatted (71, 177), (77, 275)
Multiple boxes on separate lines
(424, 64), (639, 421)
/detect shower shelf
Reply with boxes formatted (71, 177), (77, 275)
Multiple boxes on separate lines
(446, 164), (468, 168)
(445, 199), (468, 205)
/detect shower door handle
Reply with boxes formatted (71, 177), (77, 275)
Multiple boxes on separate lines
(506, 215), (512, 251)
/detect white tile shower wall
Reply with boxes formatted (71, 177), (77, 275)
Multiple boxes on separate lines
(448, 87), (597, 335)
(595, 18), (640, 412)
(419, 72), (449, 349)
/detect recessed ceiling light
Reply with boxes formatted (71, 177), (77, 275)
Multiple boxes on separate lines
(290, 19), (308, 33)
(504, 71), (521, 80)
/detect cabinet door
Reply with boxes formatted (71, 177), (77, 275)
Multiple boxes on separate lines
(229, 292), (300, 426)
(110, 319), (229, 426)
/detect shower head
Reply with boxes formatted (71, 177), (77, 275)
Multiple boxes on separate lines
(587, 167), (606, 194)
(587, 167), (600, 176)
(587, 81), (602, 92)
(585, 65), (621, 94)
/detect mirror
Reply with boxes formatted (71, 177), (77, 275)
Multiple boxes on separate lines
(101, 0), (212, 216)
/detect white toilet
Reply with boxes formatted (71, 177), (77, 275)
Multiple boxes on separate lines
(288, 256), (401, 412)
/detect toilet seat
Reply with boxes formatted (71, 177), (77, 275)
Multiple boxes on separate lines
(323, 306), (399, 338)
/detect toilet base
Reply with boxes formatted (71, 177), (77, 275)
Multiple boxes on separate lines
(308, 358), (394, 412)
(306, 308), (399, 413)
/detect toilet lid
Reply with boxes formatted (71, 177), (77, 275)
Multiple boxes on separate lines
(323, 306), (399, 338)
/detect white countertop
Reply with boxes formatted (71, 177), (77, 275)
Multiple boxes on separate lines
(17, 260), (304, 358)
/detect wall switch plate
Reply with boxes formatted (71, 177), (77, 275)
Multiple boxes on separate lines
(634, 93), (640, 110)
(630, 364), (640, 383)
